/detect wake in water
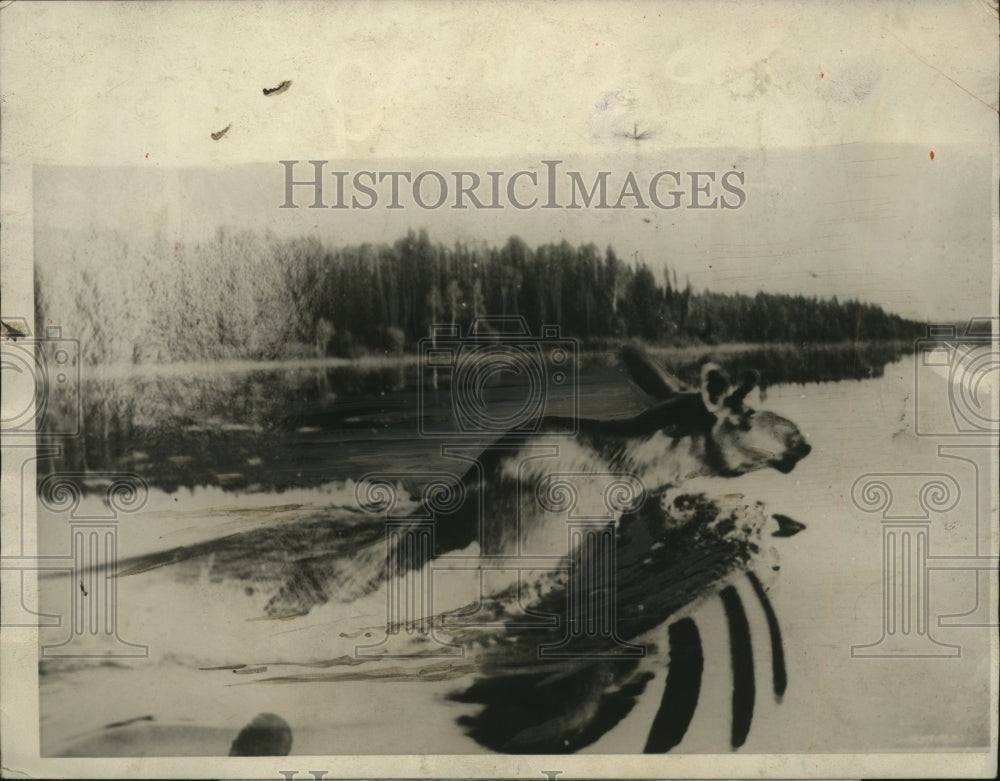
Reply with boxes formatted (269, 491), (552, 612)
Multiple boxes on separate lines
(437, 489), (804, 753)
(112, 499), (391, 617)
(61, 483), (806, 755)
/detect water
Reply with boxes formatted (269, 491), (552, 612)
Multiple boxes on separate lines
(36, 353), (994, 755)
(41, 341), (909, 493)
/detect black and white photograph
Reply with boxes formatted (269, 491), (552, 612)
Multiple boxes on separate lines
(1, 2), (997, 778)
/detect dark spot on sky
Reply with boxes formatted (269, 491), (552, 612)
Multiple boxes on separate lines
(263, 80), (292, 97)
(1, 319), (28, 340)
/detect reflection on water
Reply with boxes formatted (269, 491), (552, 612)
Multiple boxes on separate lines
(43, 341), (911, 493)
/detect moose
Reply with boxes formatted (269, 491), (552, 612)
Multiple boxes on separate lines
(265, 346), (811, 614)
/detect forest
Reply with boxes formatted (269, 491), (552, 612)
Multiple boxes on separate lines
(35, 226), (926, 367)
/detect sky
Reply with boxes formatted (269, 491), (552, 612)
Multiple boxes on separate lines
(36, 142), (992, 323)
(10, 0), (999, 324)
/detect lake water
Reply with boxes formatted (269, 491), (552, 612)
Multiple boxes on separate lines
(36, 353), (995, 756)
(43, 341), (909, 493)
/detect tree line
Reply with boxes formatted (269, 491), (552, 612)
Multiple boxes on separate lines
(284, 228), (924, 355)
(35, 226), (925, 367)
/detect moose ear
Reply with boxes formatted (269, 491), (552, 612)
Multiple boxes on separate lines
(700, 363), (731, 412)
(621, 344), (687, 400)
(727, 369), (761, 405)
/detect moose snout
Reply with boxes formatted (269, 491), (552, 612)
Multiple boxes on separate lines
(773, 438), (811, 473)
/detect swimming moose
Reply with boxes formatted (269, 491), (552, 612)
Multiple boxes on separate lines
(265, 346), (811, 615)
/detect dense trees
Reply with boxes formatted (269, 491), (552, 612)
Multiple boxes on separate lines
(254, 228), (925, 353)
(36, 227), (924, 366)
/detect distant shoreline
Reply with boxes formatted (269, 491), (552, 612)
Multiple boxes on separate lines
(82, 339), (916, 382)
